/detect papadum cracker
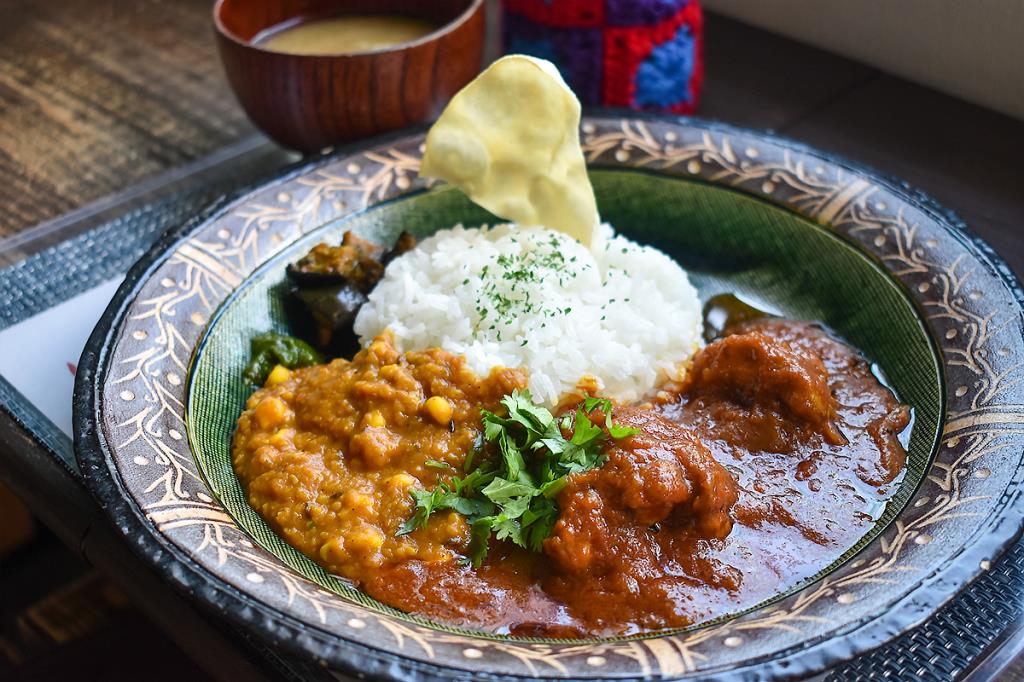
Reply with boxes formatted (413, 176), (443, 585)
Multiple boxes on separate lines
(420, 55), (600, 247)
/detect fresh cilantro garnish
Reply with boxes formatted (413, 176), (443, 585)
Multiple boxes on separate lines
(583, 396), (641, 439)
(395, 482), (494, 537)
(397, 389), (639, 566)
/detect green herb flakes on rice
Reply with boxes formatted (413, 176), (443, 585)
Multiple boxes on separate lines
(354, 224), (703, 406)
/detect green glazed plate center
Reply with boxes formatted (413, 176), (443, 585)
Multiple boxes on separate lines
(187, 169), (942, 642)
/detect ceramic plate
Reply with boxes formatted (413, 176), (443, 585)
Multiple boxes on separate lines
(75, 115), (1024, 680)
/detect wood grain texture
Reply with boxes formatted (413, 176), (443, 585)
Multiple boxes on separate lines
(0, 0), (253, 236)
(214, 0), (484, 151)
(0, 406), (279, 682)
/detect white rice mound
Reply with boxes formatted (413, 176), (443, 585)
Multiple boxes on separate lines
(354, 224), (702, 406)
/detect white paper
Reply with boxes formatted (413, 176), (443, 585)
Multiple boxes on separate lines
(0, 278), (122, 436)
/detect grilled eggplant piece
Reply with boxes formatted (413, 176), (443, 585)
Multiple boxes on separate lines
(285, 231), (416, 356)
(382, 230), (417, 266)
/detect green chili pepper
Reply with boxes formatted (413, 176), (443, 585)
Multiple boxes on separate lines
(243, 332), (324, 384)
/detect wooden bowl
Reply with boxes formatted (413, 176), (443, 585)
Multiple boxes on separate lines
(213, 0), (485, 152)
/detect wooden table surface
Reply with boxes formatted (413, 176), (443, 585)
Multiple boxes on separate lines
(0, 0), (251, 235)
(2, 1), (1021, 276)
(1, 2), (1022, 680)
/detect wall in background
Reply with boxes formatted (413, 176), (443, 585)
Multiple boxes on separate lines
(703, 0), (1024, 120)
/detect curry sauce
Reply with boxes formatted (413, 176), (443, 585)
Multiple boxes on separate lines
(232, 319), (909, 637)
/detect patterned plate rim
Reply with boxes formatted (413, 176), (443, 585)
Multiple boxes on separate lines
(74, 113), (1024, 681)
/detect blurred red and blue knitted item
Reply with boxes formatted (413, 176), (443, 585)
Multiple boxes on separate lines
(503, 0), (703, 113)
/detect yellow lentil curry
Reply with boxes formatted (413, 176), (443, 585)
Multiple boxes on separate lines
(233, 333), (526, 577)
